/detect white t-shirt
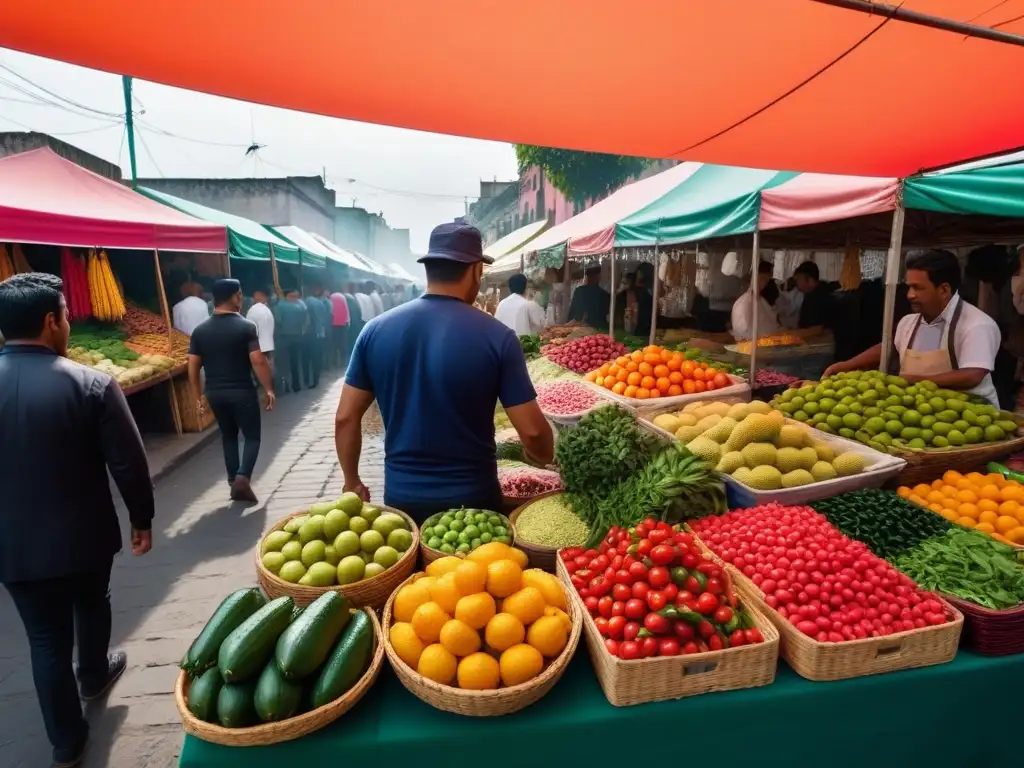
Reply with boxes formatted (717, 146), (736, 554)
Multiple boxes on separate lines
(172, 296), (210, 336)
(355, 293), (375, 322)
(370, 291), (385, 317)
(894, 293), (1001, 407)
(730, 292), (779, 341)
(495, 293), (546, 335)
(246, 302), (275, 353)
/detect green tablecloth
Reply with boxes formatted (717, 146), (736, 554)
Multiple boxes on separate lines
(181, 650), (1023, 768)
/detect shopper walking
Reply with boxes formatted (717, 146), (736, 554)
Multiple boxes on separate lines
(188, 279), (276, 502)
(0, 273), (153, 768)
(329, 284), (351, 368)
(275, 288), (308, 393)
(246, 287), (276, 375)
(303, 283), (332, 387)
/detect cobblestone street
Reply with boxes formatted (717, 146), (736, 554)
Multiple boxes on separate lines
(0, 372), (380, 768)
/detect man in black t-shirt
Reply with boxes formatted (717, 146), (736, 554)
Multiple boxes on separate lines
(188, 279), (276, 502)
(793, 261), (835, 331)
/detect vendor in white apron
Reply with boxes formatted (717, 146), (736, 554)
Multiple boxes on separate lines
(823, 250), (1001, 407)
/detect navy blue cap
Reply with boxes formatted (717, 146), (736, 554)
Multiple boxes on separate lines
(418, 223), (493, 265)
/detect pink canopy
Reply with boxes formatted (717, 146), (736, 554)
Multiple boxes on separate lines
(0, 148), (226, 252)
(757, 173), (900, 231)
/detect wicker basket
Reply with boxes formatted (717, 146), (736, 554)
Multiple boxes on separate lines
(381, 574), (581, 716)
(692, 536), (963, 681)
(256, 508), (419, 608)
(889, 436), (1024, 487)
(507, 491), (577, 573)
(555, 557), (779, 706)
(171, 373), (215, 432)
(174, 608), (383, 746)
(941, 595), (1024, 656)
(419, 510), (515, 567)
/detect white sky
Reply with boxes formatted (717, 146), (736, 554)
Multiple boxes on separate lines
(0, 48), (519, 252)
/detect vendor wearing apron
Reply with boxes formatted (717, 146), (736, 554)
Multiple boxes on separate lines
(823, 250), (1001, 407)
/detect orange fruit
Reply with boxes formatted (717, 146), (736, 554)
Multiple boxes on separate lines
(526, 615), (569, 657)
(660, 349), (673, 362)
(955, 490), (978, 504)
(958, 503), (978, 519)
(693, 367), (706, 381)
(643, 353), (661, 365)
(627, 371), (642, 386)
(599, 364), (610, 375)
(390, 622), (425, 669)
(1002, 484), (1024, 503)
(643, 345), (659, 354)
(649, 388), (662, 398)
(681, 361), (695, 375)
(999, 500), (1020, 517)
(499, 644), (544, 687)
(453, 560), (487, 595)
(656, 377), (671, 394)
(941, 485), (959, 498)
(1008, 526), (1024, 544)
(978, 499), (999, 514)
(485, 560), (523, 599)
(607, 364), (620, 377)
(955, 479), (974, 492)
(457, 652), (501, 690)
(668, 371), (684, 385)
(979, 485), (1001, 501)
(467, 542), (515, 567)
(502, 587), (547, 626)
(996, 515), (1019, 534)
(975, 522), (996, 534)
(667, 357), (682, 371)
(636, 388), (650, 399)
(683, 380), (696, 394)
(624, 385), (638, 398)
(694, 380), (706, 392)
(966, 472), (986, 484)
(612, 381), (627, 395)
(929, 503), (945, 514)
(956, 517), (977, 528)
(411, 602), (451, 644)
(594, 376), (604, 387)
(897, 486), (911, 498)
(630, 350), (644, 362)
(943, 470), (963, 484)
(640, 375), (656, 390)
(986, 473), (1007, 487)
(979, 510), (999, 525)
(909, 494), (926, 506)
(940, 509), (959, 522)
(1015, 507), (1024, 524)
(931, 479), (945, 490)
(943, 498), (960, 511)
(454, 592), (497, 630)
(625, 360), (639, 372)
(653, 364), (669, 378)
(616, 369), (628, 382)
(394, 581), (434, 622)
(926, 490), (945, 504)
(584, 371), (597, 382)
(668, 385), (683, 396)
(913, 484), (932, 497)
(485, 612), (526, 652)
(429, 573), (462, 613)
(417, 644), (457, 685)
(439, 618), (482, 657)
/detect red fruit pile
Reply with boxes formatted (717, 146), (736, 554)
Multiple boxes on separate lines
(536, 380), (601, 415)
(542, 334), (628, 374)
(562, 519), (765, 660)
(497, 467), (563, 498)
(691, 503), (953, 643)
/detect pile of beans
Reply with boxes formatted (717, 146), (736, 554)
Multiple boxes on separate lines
(514, 494), (590, 548)
(536, 380), (601, 415)
(499, 467), (563, 499)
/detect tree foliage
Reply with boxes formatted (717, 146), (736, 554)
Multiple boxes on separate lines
(514, 145), (649, 204)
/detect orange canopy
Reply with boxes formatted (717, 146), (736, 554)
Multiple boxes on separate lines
(3, 1), (1024, 176)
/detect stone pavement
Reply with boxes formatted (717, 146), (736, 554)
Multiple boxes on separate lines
(0, 371), (383, 768)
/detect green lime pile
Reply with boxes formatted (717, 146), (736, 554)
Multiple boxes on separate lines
(771, 371), (1019, 451)
(260, 494), (414, 587)
(422, 508), (511, 555)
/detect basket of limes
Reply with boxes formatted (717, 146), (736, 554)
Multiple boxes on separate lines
(419, 508), (515, 566)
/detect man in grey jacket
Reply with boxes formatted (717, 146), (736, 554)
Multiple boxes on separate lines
(0, 273), (154, 767)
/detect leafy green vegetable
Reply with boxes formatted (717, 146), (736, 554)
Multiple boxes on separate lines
(892, 528), (1024, 609)
(811, 488), (951, 559)
(519, 334), (541, 361)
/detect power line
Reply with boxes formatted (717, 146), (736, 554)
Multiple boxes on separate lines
(0, 75), (123, 124)
(133, 117), (251, 148)
(0, 60), (124, 118)
(134, 127), (164, 178)
(0, 113), (121, 136)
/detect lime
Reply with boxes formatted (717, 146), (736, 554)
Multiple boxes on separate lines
(908, 438), (926, 449)
(427, 536), (443, 549)
(932, 421), (953, 436)
(920, 415), (936, 429)
(456, 543), (472, 554)
(900, 427), (921, 440)
(953, 420), (970, 433)
(360, 504), (382, 523)
(440, 543), (456, 554)
(874, 432), (892, 446)
(262, 552), (286, 574)
(901, 410), (922, 427)
(832, 403), (850, 417)
(309, 501), (335, 517)
(842, 413), (862, 429)
(348, 516), (370, 535)
(819, 398), (837, 412)
(964, 426), (984, 444)
(360, 529), (385, 554)
(324, 544), (341, 566)
(863, 406), (881, 418)
(337, 555), (366, 584)
(984, 425), (1006, 441)
(335, 492), (364, 516)
(480, 532), (493, 544)
(334, 530), (361, 557)
(372, 514), (401, 539)
(849, 402), (864, 414)
(471, 538), (483, 549)
(444, 530), (459, 544)
(790, 397), (805, 410)
(450, 519), (465, 533)
(864, 417), (886, 434)
(279, 561), (307, 584)
(363, 563), (386, 579)
(306, 562), (337, 586)
(281, 541), (303, 561)
(885, 420), (903, 437)
(298, 518), (324, 544)
(812, 413), (828, 425)
(931, 435), (949, 447)
(323, 510), (351, 540)
(301, 540), (327, 567)
(839, 428), (856, 439)
(977, 414), (993, 427)
(389, 529), (414, 552)
(373, 545), (400, 568)
(827, 414), (844, 430)
(947, 430), (966, 447)
(804, 402), (820, 416)
(917, 402), (933, 415)
(920, 429), (934, 443)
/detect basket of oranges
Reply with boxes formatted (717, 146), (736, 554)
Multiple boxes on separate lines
(583, 345), (749, 407)
(897, 469), (1024, 548)
(381, 542), (581, 716)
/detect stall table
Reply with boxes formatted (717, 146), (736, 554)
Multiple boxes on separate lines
(180, 650), (1022, 768)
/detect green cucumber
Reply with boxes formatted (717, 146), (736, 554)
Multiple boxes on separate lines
(310, 610), (373, 709)
(254, 659), (303, 722)
(290, 604), (305, 623)
(216, 679), (258, 728)
(182, 588), (266, 677)
(217, 596), (294, 683)
(186, 666), (224, 723)
(275, 592), (351, 681)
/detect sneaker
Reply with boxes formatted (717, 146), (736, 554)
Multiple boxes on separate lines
(80, 651), (127, 701)
(52, 738), (87, 768)
(231, 476), (258, 503)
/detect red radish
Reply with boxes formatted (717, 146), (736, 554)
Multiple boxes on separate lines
(536, 380), (601, 415)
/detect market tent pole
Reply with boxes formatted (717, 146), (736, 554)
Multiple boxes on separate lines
(121, 76), (138, 189)
(608, 248), (616, 337)
(648, 222), (662, 346)
(879, 202), (906, 374)
(269, 243), (283, 298)
(748, 229), (761, 390)
(153, 247), (182, 436)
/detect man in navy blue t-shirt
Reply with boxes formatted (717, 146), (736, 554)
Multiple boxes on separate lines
(334, 223), (554, 523)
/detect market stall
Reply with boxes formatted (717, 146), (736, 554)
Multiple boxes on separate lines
(0, 147), (227, 435)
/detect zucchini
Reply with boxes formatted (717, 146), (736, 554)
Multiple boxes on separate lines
(216, 679), (258, 728)
(290, 604), (305, 623)
(218, 596), (294, 683)
(254, 659), (303, 722)
(182, 589), (266, 677)
(275, 592), (351, 681)
(186, 666), (224, 723)
(310, 610), (373, 709)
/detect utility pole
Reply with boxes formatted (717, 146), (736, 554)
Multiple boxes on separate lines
(121, 75), (138, 188)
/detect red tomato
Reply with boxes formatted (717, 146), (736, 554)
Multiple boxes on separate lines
(647, 590), (668, 612)
(604, 638), (619, 656)
(706, 577), (725, 595)
(594, 617), (610, 636)
(658, 638), (681, 656)
(648, 528), (670, 545)
(623, 621), (641, 642)
(640, 637), (659, 657)
(713, 606), (734, 625)
(696, 592), (720, 615)
(618, 640), (641, 660)
(631, 581), (651, 601)
(612, 583), (632, 602)
(624, 599), (647, 620)
(611, 601), (626, 617)
(697, 620), (716, 640)
(708, 634), (725, 651)
(643, 612), (670, 635)
(682, 641), (700, 655)
(648, 566), (670, 589)
(672, 620), (695, 641)
(597, 596), (614, 618)
(588, 576), (611, 597)
(574, 555), (590, 569)
(628, 561), (649, 581)
(590, 554), (610, 572)
(650, 544), (676, 566)
(729, 629), (746, 647)
(637, 539), (654, 556)
(584, 596), (599, 615)
(661, 583), (679, 602)
(607, 615), (626, 640)
(613, 569), (632, 585)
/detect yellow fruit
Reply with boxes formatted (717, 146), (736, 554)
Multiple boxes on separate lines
(454, 592), (496, 630)
(526, 615), (569, 657)
(1008, 526), (1024, 544)
(411, 602), (451, 643)
(978, 499), (999, 514)
(958, 503), (979, 519)
(955, 490), (978, 505)
(414, 575), (437, 591)
(522, 569), (567, 610)
(429, 573), (462, 614)
(507, 547), (529, 569)
(485, 612), (526, 651)
(955, 517), (976, 528)
(467, 541), (514, 567)
(979, 510), (999, 525)
(975, 522), (996, 534)
(979, 485), (1001, 501)
(417, 644), (457, 685)
(941, 485), (959, 498)
(439, 619), (481, 657)
(966, 471), (985, 484)
(1001, 485), (1024, 503)
(929, 503), (944, 514)
(452, 561), (487, 595)
(393, 581), (432, 623)
(389, 622), (425, 669)
(913, 483), (932, 497)
(996, 515), (1019, 534)
(501, 587), (546, 626)
(909, 494), (926, 506)
(897, 486), (911, 498)
(940, 509), (959, 522)
(456, 652), (501, 690)
(426, 556), (464, 578)
(499, 643), (544, 687)
(544, 605), (573, 633)
(486, 560), (523, 598)
(1000, 500), (1021, 517)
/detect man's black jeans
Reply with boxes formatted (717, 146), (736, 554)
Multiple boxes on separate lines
(206, 388), (262, 481)
(4, 559), (113, 755)
(303, 335), (326, 387)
